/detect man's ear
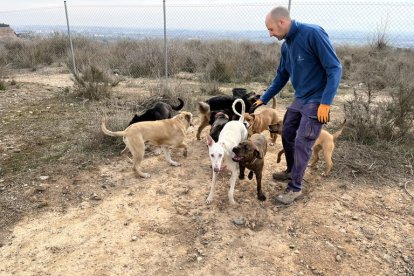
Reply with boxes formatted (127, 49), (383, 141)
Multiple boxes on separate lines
(206, 135), (214, 147)
(254, 147), (264, 159)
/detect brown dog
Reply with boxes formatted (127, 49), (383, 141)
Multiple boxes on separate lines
(244, 97), (281, 144)
(232, 133), (267, 201)
(272, 119), (347, 176)
(101, 111), (193, 178)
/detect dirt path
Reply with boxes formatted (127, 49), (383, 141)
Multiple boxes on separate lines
(0, 69), (413, 275)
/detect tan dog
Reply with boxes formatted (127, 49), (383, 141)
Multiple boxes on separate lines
(244, 97), (280, 144)
(101, 111), (193, 178)
(274, 119), (347, 176)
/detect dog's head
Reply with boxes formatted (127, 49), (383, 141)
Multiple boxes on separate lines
(176, 111), (194, 127)
(268, 120), (282, 134)
(232, 139), (264, 163)
(244, 92), (260, 113)
(210, 112), (229, 142)
(243, 113), (256, 136)
(207, 135), (225, 173)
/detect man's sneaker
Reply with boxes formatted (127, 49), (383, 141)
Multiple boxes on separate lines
(272, 170), (292, 181)
(275, 189), (302, 205)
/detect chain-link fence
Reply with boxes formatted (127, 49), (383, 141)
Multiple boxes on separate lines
(0, 1), (413, 80)
(1, 1), (413, 43)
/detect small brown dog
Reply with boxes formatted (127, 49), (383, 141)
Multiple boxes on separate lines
(101, 111), (193, 178)
(232, 133), (268, 201)
(271, 119), (347, 176)
(244, 97), (281, 144)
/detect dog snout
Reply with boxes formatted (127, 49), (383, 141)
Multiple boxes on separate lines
(213, 167), (220, 172)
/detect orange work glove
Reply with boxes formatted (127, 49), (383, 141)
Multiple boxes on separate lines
(250, 100), (264, 113)
(317, 104), (330, 124)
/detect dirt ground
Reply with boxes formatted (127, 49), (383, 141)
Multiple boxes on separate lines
(0, 67), (413, 275)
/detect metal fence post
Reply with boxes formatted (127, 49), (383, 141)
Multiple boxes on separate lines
(64, 1), (77, 76)
(288, 0), (292, 12)
(163, 0), (168, 82)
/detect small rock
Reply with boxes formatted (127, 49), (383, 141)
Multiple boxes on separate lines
(294, 250), (300, 254)
(352, 216), (358, 221)
(39, 176), (49, 181)
(36, 201), (48, 208)
(35, 185), (48, 192)
(91, 193), (101, 200)
(336, 255), (342, 262)
(289, 244), (295, 249)
(233, 218), (245, 225)
(131, 236), (138, 241)
(197, 256), (202, 262)
(383, 253), (393, 263)
(402, 255), (410, 263)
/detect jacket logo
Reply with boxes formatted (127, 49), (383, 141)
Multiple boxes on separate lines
(297, 55), (304, 62)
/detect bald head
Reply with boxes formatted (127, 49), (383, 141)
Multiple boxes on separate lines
(265, 6), (291, 41)
(269, 6), (291, 21)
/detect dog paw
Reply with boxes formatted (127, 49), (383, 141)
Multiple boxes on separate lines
(229, 199), (238, 205)
(248, 171), (254, 180)
(321, 172), (330, 177)
(206, 197), (213, 204)
(258, 193), (266, 201)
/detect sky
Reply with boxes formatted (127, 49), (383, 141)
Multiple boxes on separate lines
(0, 0), (413, 34)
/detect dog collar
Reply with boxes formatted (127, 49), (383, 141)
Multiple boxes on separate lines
(215, 112), (229, 119)
(250, 157), (258, 165)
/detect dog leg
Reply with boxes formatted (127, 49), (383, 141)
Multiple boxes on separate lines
(228, 163), (238, 205)
(255, 170), (266, 201)
(162, 146), (180, 166)
(270, 132), (277, 146)
(196, 117), (210, 140)
(176, 142), (188, 157)
(309, 145), (322, 168)
(206, 171), (217, 204)
(322, 144), (334, 176)
(238, 164), (245, 180)
(133, 155), (150, 178)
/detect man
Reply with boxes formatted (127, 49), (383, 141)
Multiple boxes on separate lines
(250, 6), (342, 204)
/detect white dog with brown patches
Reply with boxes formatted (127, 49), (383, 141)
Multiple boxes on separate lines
(206, 99), (248, 204)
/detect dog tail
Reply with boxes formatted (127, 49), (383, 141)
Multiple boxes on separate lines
(332, 119), (347, 141)
(198, 101), (210, 115)
(271, 97), (276, 109)
(276, 149), (285, 163)
(232, 98), (245, 122)
(172, 98), (185, 111)
(101, 117), (126, 137)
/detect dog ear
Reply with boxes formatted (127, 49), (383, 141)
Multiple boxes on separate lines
(184, 112), (192, 123)
(254, 147), (264, 159)
(206, 135), (214, 147)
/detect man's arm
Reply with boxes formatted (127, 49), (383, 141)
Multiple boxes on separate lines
(260, 47), (290, 104)
(311, 28), (342, 105)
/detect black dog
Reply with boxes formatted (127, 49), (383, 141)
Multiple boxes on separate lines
(196, 88), (259, 140)
(128, 98), (184, 126)
(209, 111), (230, 142)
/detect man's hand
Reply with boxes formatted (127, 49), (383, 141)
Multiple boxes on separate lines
(317, 104), (330, 124)
(250, 100), (264, 113)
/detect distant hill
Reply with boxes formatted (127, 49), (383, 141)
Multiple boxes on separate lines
(0, 26), (17, 39)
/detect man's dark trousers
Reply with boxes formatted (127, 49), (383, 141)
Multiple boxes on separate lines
(281, 99), (323, 191)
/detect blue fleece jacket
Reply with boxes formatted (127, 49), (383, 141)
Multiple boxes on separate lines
(260, 20), (342, 105)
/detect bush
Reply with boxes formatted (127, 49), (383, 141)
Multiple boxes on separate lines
(72, 65), (119, 100)
(207, 59), (233, 83)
